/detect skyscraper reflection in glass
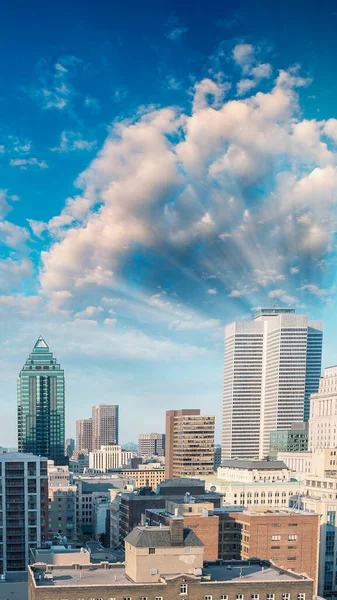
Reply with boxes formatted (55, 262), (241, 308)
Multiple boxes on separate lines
(17, 336), (65, 465)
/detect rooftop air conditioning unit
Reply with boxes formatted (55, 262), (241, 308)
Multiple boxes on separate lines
(150, 568), (158, 575)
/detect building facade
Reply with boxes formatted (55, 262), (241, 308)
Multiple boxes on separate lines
(309, 366), (337, 450)
(222, 308), (323, 460)
(89, 445), (134, 471)
(165, 409), (215, 479)
(76, 419), (93, 454)
(92, 404), (119, 450)
(0, 453), (48, 573)
(138, 432), (165, 457)
(48, 463), (76, 541)
(17, 336), (66, 465)
(269, 423), (308, 459)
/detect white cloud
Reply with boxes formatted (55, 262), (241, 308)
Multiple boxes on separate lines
(51, 131), (96, 152)
(208, 288), (217, 295)
(170, 318), (220, 331)
(233, 44), (256, 72)
(237, 78), (257, 96)
(166, 26), (188, 41)
(10, 158), (48, 169)
(75, 306), (103, 319)
(104, 318), (117, 326)
(297, 283), (331, 298)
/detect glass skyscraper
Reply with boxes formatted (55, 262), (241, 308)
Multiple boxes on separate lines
(17, 336), (65, 465)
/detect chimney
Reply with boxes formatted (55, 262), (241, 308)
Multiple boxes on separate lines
(170, 515), (184, 546)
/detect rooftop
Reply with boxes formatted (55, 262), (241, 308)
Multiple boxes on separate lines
(0, 452), (48, 461)
(125, 525), (204, 548)
(31, 559), (309, 588)
(203, 561), (307, 583)
(253, 308), (295, 319)
(220, 460), (289, 470)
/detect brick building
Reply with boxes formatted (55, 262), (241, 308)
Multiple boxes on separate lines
(146, 500), (219, 560)
(217, 509), (319, 593)
(29, 520), (314, 600)
(119, 482), (221, 543)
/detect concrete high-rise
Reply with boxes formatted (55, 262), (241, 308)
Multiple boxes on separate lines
(0, 452), (48, 573)
(17, 336), (66, 465)
(92, 405), (119, 450)
(76, 418), (93, 453)
(309, 366), (337, 450)
(222, 308), (323, 460)
(138, 433), (165, 457)
(165, 409), (215, 479)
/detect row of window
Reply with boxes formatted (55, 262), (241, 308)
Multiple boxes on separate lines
(74, 594), (307, 600)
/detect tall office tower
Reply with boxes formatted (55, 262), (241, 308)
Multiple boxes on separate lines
(76, 418), (93, 453)
(138, 433), (165, 457)
(309, 366), (337, 450)
(165, 409), (215, 479)
(0, 452), (48, 573)
(222, 308), (323, 460)
(92, 404), (119, 450)
(17, 336), (66, 465)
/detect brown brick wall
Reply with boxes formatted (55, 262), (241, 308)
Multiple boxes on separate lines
(29, 569), (313, 600)
(231, 512), (319, 594)
(184, 514), (219, 561)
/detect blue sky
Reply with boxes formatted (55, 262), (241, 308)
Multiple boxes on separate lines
(1, 0), (337, 445)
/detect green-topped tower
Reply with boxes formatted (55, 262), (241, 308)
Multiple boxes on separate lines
(17, 336), (66, 465)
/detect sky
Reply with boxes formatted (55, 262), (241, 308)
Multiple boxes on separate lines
(1, 0), (337, 445)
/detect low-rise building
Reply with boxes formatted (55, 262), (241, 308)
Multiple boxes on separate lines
(92, 495), (111, 544)
(217, 460), (291, 483)
(138, 432), (165, 457)
(121, 465), (165, 489)
(89, 444), (135, 471)
(146, 500), (219, 560)
(205, 478), (301, 507)
(29, 521), (314, 600)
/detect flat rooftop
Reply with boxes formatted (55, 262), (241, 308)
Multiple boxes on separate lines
(203, 563), (305, 583)
(31, 560), (309, 588)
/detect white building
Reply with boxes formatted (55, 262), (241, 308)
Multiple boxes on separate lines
(309, 366), (337, 450)
(204, 476), (301, 507)
(217, 459), (290, 483)
(89, 445), (135, 472)
(92, 496), (111, 542)
(222, 308), (323, 460)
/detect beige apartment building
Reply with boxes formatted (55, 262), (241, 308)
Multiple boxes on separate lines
(92, 404), (119, 450)
(165, 409), (215, 479)
(121, 465), (165, 488)
(76, 418), (93, 454)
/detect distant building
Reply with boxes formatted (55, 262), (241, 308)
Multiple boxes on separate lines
(222, 309), (323, 460)
(138, 432), (165, 457)
(69, 452), (89, 475)
(76, 419), (92, 454)
(214, 444), (222, 470)
(17, 336), (66, 465)
(119, 479), (221, 543)
(165, 409), (215, 479)
(269, 422), (308, 459)
(47, 463), (76, 541)
(64, 438), (75, 459)
(121, 465), (165, 489)
(89, 445), (135, 471)
(309, 366), (337, 450)
(92, 404), (119, 450)
(217, 459), (291, 483)
(0, 453), (48, 573)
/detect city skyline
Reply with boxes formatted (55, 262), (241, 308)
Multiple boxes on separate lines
(1, 1), (337, 445)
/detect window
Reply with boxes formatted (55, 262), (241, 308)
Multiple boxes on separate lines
(266, 595), (275, 600)
(272, 523), (280, 527)
(149, 547), (155, 554)
(236, 595), (244, 600)
(288, 535), (297, 541)
(180, 584), (188, 594)
(271, 535), (280, 541)
(220, 596), (228, 600)
(287, 557), (296, 561)
(154, 598), (163, 600)
(282, 594), (290, 600)
(204, 596), (213, 600)
(122, 598), (132, 600)
(251, 595), (259, 600)
(297, 595), (305, 600)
